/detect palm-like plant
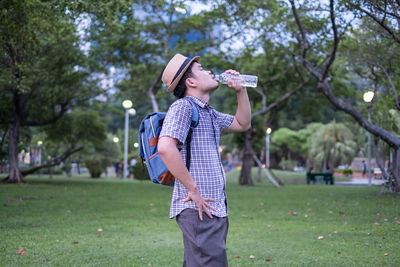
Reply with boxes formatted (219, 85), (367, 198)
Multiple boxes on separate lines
(309, 121), (357, 171)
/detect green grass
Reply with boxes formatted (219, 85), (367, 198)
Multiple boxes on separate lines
(226, 167), (351, 184)
(1, 175), (399, 266)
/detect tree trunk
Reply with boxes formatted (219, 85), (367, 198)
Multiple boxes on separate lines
(256, 150), (265, 182)
(374, 137), (390, 180)
(239, 129), (255, 185)
(148, 90), (159, 113)
(3, 118), (25, 184)
(330, 143), (337, 172)
(393, 148), (400, 193)
(322, 156), (327, 171)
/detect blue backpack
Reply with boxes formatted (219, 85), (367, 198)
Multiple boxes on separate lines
(138, 99), (199, 186)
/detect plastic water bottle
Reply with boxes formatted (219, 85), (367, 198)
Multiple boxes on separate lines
(215, 73), (258, 88)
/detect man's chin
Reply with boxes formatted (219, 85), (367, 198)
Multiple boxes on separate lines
(212, 81), (219, 90)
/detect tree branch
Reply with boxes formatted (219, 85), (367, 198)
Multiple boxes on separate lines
(357, 5), (400, 45)
(318, 79), (400, 148)
(374, 1), (399, 19)
(23, 102), (69, 126)
(291, 0), (400, 150)
(375, 62), (400, 111)
(0, 128), (8, 152)
(21, 146), (83, 176)
(0, 119), (13, 125)
(289, 0), (310, 58)
(252, 78), (311, 119)
(252, 87), (266, 115)
(147, 67), (164, 112)
(268, 65), (295, 83)
(322, 0), (339, 81)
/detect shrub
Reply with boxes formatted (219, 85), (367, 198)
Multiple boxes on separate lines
(279, 160), (298, 171)
(343, 169), (353, 175)
(84, 157), (103, 178)
(133, 164), (150, 181)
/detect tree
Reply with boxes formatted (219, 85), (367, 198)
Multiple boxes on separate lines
(309, 121), (357, 170)
(20, 110), (107, 177)
(232, 47), (312, 185)
(87, 0), (245, 115)
(289, 0), (400, 192)
(271, 128), (301, 161)
(348, 0), (400, 46)
(83, 134), (120, 178)
(0, 1), (97, 183)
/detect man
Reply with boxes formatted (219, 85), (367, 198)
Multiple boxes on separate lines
(362, 160), (367, 176)
(158, 54), (251, 266)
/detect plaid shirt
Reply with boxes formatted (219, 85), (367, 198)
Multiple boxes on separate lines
(160, 96), (234, 218)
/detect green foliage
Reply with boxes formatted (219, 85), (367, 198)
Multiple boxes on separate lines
(133, 164), (150, 181)
(343, 169), (353, 175)
(272, 128), (299, 152)
(309, 121), (357, 170)
(0, 0), (95, 123)
(83, 134), (121, 178)
(278, 159), (298, 171)
(44, 110), (107, 145)
(84, 156), (103, 178)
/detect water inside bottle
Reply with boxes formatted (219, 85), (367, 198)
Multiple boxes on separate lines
(215, 74), (258, 88)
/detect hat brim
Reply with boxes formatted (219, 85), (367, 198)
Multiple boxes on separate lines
(167, 56), (200, 92)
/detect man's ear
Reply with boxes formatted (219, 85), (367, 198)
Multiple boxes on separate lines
(185, 77), (197, 88)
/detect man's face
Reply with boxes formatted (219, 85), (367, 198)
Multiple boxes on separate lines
(190, 62), (219, 91)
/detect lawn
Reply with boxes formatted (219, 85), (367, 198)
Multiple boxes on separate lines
(225, 167), (351, 184)
(1, 175), (399, 266)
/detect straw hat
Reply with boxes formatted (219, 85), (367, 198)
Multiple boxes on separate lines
(162, 54), (200, 92)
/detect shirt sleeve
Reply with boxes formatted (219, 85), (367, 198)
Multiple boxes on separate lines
(213, 109), (234, 132)
(159, 99), (192, 148)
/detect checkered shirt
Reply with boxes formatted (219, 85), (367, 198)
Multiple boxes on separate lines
(160, 96), (234, 218)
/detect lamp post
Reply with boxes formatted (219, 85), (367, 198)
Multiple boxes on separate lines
(265, 128), (272, 168)
(363, 91), (374, 186)
(122, 100), (133, 180)
(37, 140), (43, 176)
(37, 141), (43, 165)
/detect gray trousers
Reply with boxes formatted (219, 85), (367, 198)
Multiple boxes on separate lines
(176, 208), (229, 267)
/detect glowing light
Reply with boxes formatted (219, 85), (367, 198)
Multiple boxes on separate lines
(363, 91), (374, 103)
(122, 100), (133, 109)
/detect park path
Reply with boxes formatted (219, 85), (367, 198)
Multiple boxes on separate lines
(336, 177), (386, 186)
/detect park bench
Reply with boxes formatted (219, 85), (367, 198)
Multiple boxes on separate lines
(306, 172), (334, 185)
(374, 168), (382, 179)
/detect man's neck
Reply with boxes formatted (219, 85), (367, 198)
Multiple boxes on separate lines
(185, 90), (210, 103)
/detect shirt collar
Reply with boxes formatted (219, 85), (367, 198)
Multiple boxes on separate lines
(184, 96), (208, 109)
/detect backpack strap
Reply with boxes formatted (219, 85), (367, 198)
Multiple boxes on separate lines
(185, 98), (199, 170)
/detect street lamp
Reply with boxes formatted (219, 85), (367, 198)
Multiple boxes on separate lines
(363, 91), (374, 186)
(122, 100), (133, 180)
(37, 140), (43, 176)
(128, 108), (136, 116)
(37, 140), (43, 165)
(113, 137), (119, 143)
(266, 128), (272, 168)
(175, 6), (187, 14)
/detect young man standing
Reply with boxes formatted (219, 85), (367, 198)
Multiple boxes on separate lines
(158, 54), (251, 266)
